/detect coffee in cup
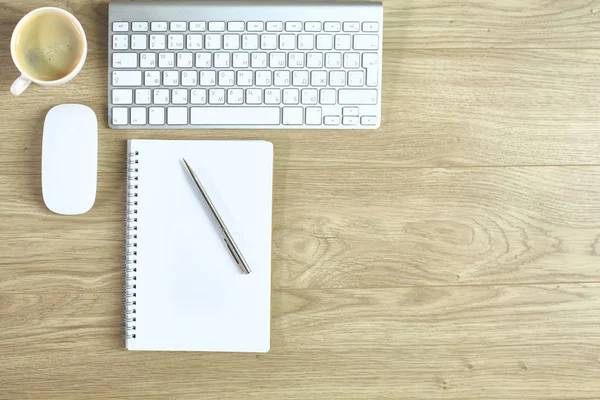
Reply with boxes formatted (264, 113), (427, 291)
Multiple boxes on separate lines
(10, 7), (87, 95)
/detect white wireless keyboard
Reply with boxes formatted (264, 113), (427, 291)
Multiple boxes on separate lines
(108, 1), (383, 129)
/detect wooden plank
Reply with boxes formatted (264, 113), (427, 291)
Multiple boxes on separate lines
(2, 49), (600, 174)
(383, 0), (600, 49)
(1, 166), (599, 292)
(2, 0), (600, 51)
(1, 285), (600, 399)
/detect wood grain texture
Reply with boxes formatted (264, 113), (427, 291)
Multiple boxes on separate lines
(1, 166), (599, 293)
(3, 49), (600, 172)
(1, 0), (600, 398)
(2, 285), (600, 399)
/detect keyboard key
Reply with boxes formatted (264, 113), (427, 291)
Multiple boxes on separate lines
(348, 70), (365, 87)
(362, 53), (379, 86)
(343, 52), (360, 68)
(320, 89), (336, 105)
(187, 34), (203, 50)
(353, 34), (379, 50)
(130, 107), (146, 125)
(190, 22), (206, 32)
(311, 70), (327, 86)
(200, 71), (216, 86)
(246, 88), (262, 104)
(279, 34), (295, 50)
(237, 70), (253, 86)
(242, 34), (258, 50)
(113, 53), (137, 68)
(167, 107), (188, 125)
(324, 22), (341, 32)
(306, 52), (323, 68)
(301, 88), (318, 105)
(298, 34), (314, 50)
(112, 89), (133, 104)
(113, 22), (129, 32)
(305, 107), (322, 125)
(343, 22), (360, 32)
(342, 117), (358, 125)
(190, 89), (207, 104)
(316, 34), (333, 50)
(361, 116), (378, 126)
(274, 71), (290, 86)
(292, 71), (309, 86)
(144, 71), (160, 86)
(140, 53), (156, 68)
(335, 34), (351, 50)
(112, 107), (128, 125)
(181, 70), (198, 86)
(283, 88), (299, 104)
(233, 52), (249, 68)
(132, 22), (148, 32)
(224, 34), (240, 50)
(151, 22), (167, 32)
(264, 88), (281, 104)
(131, 35), (147, 50)
(343, 107), (359, 116)
(338, 89), (378, 105)
(208, 21), (225, 32)
(205, 34), (221, 49)
(227, 88), (244, 104)
(269, 52), (286, 68)
(288, 53), (304, 68)
(214, 52), (230, 68)
(329, 71), (346, 87)
(149, 107), (165, 125)
(158, 53), (175, 68)
(251, 52), (267, 68)
(170, 22), (186, 31)
(168, 34), (184, 49)
(112, 71), (142, 86)
(163, 71), (179, 86)
(324, 115), (340, 125)
(154, 89), (170, 105)
(256, 71), (272, 86)
(172, 89), (188, 104)
(191, 107), (280, 125)
(283, 107), (303, 125)
(325, 52), (341, 68)
(343, 116), (359, 125)
(150, 34), (166, 50)
(261, 34), (277, 50)
(285, 22), (302, 32)
(135, 89), (151, 105)
(305, 22), (321, 32)
(362, 22), (379, 32)
(195, 53), (212, 68)
(247, 21), (264, 32)
(218, 71), (235, 86)
(228, 22), (245, 32)
(112, 35), (128, 50)
(266, 21), (283, 32)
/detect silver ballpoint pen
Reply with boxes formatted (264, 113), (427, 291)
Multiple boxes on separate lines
(182, 158), (251, 275)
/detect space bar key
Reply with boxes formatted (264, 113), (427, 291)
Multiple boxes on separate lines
(191, 107), (280, 125)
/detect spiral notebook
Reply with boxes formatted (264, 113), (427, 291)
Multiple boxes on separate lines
(124, 140), (273, 352)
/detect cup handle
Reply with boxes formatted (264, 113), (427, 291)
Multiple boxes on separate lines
(10, 75), (32, 96)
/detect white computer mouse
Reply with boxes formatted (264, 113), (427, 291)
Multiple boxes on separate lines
(42, 104), (98, 215)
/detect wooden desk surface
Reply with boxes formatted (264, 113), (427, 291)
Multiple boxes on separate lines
(1, 1), (600, 398)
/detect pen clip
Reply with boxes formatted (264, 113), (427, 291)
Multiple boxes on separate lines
(224, 237), (249, 274)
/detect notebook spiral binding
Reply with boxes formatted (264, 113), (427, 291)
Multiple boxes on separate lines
(124, 150), (139, 340)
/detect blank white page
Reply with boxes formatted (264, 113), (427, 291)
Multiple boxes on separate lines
(126, 140), (273, 352)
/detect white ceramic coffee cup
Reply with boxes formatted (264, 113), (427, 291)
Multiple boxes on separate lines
(10, 7), (87, 96)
